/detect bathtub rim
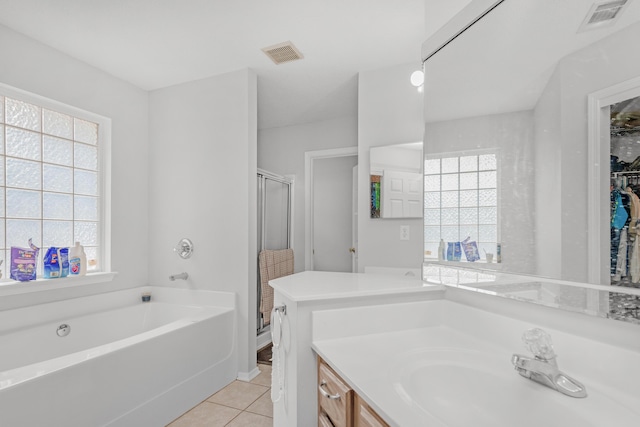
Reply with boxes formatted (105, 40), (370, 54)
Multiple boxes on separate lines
(0, 299), (235, 391)
(0, 284), (236, 334)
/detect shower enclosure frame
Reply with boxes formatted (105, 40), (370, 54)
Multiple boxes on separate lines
(257, 168), (293, 337)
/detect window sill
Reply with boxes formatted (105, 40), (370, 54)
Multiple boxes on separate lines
(0, 272), (117, 297)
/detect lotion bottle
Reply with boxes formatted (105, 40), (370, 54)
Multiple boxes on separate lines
(69, 242), (87, 276)
(438, 239), (445, 261)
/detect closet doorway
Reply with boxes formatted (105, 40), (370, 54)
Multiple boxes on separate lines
(588, 76), (640, 285)
(304, 147), (359, 272)
(610, 95), (640, 288)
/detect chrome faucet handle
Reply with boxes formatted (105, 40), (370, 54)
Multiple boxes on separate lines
(522, 328), (556, 361)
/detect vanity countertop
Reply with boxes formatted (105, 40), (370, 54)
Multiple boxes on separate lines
(423, 262), (640, 325)
(269, 270), (444, 302)
(311, 299), (640, 427)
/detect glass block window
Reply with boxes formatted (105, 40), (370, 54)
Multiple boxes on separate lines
(424, 153), (498, 261)
(0, 92), (103, 278)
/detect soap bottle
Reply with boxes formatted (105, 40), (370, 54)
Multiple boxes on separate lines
(43, 247), (60, 279)
(69, 242), (87, 276)
(59, 247), (69, 277)
(438, 239), (445, 261)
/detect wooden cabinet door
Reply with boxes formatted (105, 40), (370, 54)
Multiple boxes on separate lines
(318, 358), (353, 427)
(355, 394), (389, 427)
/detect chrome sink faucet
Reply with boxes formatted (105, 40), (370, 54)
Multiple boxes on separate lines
(511, 328), (587, 398)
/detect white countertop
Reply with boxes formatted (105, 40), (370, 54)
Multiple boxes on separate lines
(314, 326), (499, 427)
(312, 299), (640, 427)
(269, 271), (443, 302)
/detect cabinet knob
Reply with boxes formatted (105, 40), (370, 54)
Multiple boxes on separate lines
(349, 247), (356, 253)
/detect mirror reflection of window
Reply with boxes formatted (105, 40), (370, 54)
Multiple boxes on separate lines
(424, 152), (498, 262)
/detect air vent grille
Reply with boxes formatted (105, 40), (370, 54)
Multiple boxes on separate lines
(262, 41), (304, 65)
(588, 0), (627, 23)
(579, 0), (629, 31)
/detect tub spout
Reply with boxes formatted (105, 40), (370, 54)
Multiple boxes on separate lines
(169, 272), (189, 281)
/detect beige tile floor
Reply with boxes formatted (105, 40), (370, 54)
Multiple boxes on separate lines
(167, 363), (273, 427)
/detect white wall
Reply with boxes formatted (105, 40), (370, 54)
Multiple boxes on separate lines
(148, 69), (258, 376)
(0, 24), (149, 308)
(358, 62), (424, 272)
(533, 68), (562, 279)
(258, 116), (357, 273)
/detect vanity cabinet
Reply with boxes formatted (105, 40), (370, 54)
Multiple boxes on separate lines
(318, 357), (353, 427)
(317, 357), (389, 427)
(354, 395), (389, 427)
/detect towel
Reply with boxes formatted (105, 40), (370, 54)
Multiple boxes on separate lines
(259, 249), (294, 325)
(270, 306), (285, 403)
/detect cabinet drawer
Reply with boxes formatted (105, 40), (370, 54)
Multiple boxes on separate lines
(319, 412), (334, 427)
(355, 395), (389, 427)
(318, 358), (353, 427)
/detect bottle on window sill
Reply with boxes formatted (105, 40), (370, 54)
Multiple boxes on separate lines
(69, 242), (87, 277)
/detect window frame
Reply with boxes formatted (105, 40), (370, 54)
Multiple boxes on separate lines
(423, 148), (500, 262)
(0, 82), (112, 286)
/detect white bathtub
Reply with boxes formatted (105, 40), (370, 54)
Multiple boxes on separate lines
(0, 286), (237, 427)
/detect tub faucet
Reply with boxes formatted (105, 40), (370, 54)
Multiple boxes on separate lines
(511, 328), (587, 398)
(169, 272), (189, 281)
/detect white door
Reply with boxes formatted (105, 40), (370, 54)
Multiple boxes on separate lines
(381, 170), (423, 218)
(313, 155), (358, 272)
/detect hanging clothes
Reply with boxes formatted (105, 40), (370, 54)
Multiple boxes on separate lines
(626, 187), (640, 236)
(631, 236), (640, 283)
(612, 227), (622, 276)
(612, 190), (629, 229)
(614, 228), (628, 281)
(611, 189), (629, 275)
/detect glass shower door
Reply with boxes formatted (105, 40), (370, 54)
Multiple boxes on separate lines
(257, 170), (292, 334)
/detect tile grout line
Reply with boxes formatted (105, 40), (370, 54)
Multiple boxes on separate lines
(168, 368), (273, 426)
(208, 388), (268, 413)
(244, 388), (272, 417)
(209, 384), (273, 425)
(222, 388), (273, 426)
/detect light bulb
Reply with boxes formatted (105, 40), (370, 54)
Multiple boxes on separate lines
(410, 70), (424, 87)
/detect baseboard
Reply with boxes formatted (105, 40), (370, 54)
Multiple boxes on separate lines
(237, 366), (261, 382)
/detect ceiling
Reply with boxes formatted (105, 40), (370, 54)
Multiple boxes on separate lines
(424, 0), (640, 122)
(0, 0), (471, 130)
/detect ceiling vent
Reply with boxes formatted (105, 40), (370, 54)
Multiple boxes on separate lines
(578, 0), (630, 32)
(262, 41), (304, 65)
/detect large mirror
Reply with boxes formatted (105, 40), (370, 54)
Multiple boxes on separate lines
(422, 0), (640, 287)
(370, 142), (423, 218)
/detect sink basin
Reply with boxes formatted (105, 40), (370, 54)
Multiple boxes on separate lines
(312, 300), (640, 427)
(393, 348), (622, 427)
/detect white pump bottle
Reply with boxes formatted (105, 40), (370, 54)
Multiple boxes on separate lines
(69, 241), (87, 276)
